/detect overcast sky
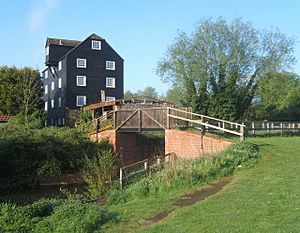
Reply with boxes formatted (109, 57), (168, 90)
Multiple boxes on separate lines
(0, 0), (299, 94)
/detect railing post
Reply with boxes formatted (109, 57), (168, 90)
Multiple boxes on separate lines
(119, 168), (123, 189)
(144, 161), (148, 171)
(96, 119), (99, 143)
(281, 122), (283, 134)
(240, 123), (245, 141)
(167, 107), (170, 129)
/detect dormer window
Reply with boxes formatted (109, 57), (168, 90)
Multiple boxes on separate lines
(58, 61), (62, 70)
(77, 58), (86, 68)
(92, 40), (101, 50)
(106, 61), (115, 70)
(45, 46), (49, 56)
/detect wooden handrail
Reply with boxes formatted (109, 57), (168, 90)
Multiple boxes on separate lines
(168, 107), (244, 127)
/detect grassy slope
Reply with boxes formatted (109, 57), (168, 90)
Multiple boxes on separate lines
(140, 137), (300, 233)
(104, 137), (300, 233)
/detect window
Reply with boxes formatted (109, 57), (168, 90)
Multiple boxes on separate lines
(92, 40), (101, 50)
(51, 81), (55, 91)
(58, 97), (62, 107)
(58, 78), (62, 88)
(51, 99), (54, 108)
(58, 118), (61, 126)
(77, 58), (86, 68)
(45, 70), (48, 79)
(44, 101), (48, 111)
(76, 96), (86, 106)
(58, 61), (62, 71)
(45, 46), (49, 56)
(106, 61), (115, 70)
(106, 96), (115, 101)
(62, 118), (65, 125)
(106, 77), (115, 88)
(45, 85), (48, 94)
(76, 75), (86, 86)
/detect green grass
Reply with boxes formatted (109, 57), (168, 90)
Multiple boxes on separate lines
(104, 137), (300, 232)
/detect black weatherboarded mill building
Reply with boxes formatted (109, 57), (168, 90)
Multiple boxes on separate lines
(42, 33), (124, 126)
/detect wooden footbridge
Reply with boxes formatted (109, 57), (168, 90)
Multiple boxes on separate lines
(92, 107), (245, 141)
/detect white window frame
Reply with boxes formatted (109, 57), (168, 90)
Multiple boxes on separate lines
(106, 77), (115, 88)
(92, 40), (101, 50)
(106, 61), (115, 70)
(46, 46), (49, 56)
(58, 97), (62, 108)
(58, 78), (62, 88)
(58, 61), (62, 71)
(45, 70), (48, 79)
(76, 96), (86, 106)
(51, 81), (55, 91)
(45, 84), (48, 94)
(77, 58), (86, 68)
(76, 75), (86, 86)
(51, 99), (54, 108)
(44, 101), (48, 111)
(106, 96), (115, 101)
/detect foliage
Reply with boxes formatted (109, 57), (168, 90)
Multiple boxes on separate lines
(81, 147), (117, 198)
(0, 66), (42, 117)
(251, 71), (300, 120)
(7, 110), (46, 129)
(124, 86), (158, 99)
(157, 17), (296, 120)
(0, 198), (118, 233)
(107, 142), (258, 204)
(0, 126), (112, 192)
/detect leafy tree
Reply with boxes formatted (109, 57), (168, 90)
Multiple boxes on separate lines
(157, 17), (296, 120)
(124, 90), (135, 99)
(0, 66), (42, 119)
(252, 72), (300, 120)
(124, 86), (158, 99)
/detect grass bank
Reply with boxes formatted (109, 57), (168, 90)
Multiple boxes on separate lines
(130, 137), (300, 233)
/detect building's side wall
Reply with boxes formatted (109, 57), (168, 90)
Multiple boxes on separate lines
(66, 38), (124, 109)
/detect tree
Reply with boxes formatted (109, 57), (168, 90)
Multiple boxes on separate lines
(0, 66), (42, 119)
(252, 72), (300, 120)
(124, 90), (134, 99)
(124, 86), (159, 99)
(157, 17), (296, 120)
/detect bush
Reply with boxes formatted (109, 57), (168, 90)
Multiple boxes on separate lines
(0, 198), (118, 233)
(0, 126), (112, 192)
(33, 199), (118, 233)
(107, 142), (259, 204)
(81, 148), (117, 198)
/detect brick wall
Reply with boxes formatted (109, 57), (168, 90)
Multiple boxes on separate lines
(165, 129), (233, 159)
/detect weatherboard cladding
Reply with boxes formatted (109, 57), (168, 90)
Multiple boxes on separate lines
(43, 33), (124, 126)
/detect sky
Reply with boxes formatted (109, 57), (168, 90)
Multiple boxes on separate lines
(0, 0), (299, 95)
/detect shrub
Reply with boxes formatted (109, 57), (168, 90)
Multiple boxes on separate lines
(0, 198), (118, 233)
(0, 126), (112, 192)
(33, 199), (118, 233)
(81, 147), (117, 198)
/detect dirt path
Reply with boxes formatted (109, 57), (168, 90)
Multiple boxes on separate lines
(146, 177), (232, 223)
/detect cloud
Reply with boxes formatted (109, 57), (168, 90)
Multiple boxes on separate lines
(28, 0), (59, 32)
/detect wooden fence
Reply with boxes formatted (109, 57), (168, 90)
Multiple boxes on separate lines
(119, 154), (176, 188)
(246, 121), (300, 135)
